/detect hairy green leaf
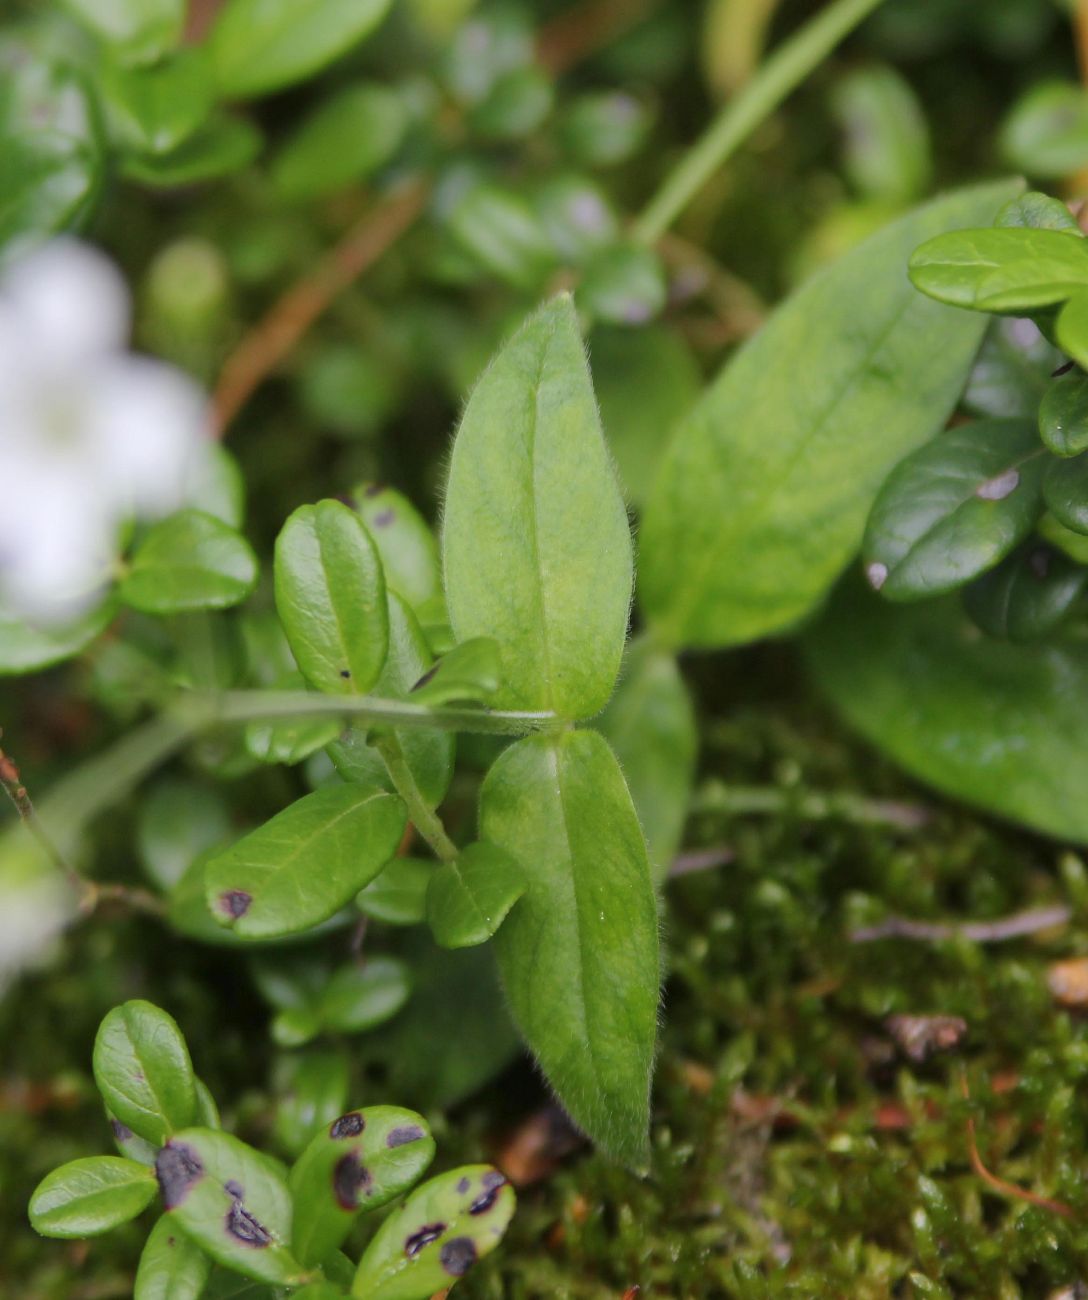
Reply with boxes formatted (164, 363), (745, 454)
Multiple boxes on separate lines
(407, 638), (502, 707)
(120, 510), (258, 614)
(134, 1214), (212, 1300)
(351, 483), (441, 613)
(30, 1156), (157, 1239)
(426, 842), (526, 949)
(93, 1000), (197, 1146)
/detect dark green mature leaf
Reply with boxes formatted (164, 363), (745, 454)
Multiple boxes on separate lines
(30, 1157), (157, 1238)
(426, 843), (526, 949)
(121, 114), (262, 187)
(963, 544), (1087, 642)
(120, 510), (258, 614)
(272, 1050), (350, 1159)
(481, 730), (658, 1165)
(408, 638), (502, 707)
(350, 484), (441, 614)
(351, 1165), (515, 1299)
(274, 500), (388, 695)
(1057, 290), (1088, 371)
(909, 226), (1088, 312)
(1044, 452), (1088, 533)
(863, 418), (1047, 600)
(61, 0), (185, 64)
(1001, 81), (1088, 179)
(272, 83), (406, 201)
(204, 785), (407, 939)
(596, 637), (697, 881)
(156, 1129), (303, 1285)
(964, 317), (1063, 419)
(1039, 370), (1088, 456)
(290, 1105), (435, 1265)
(805, 579), (1088, 842)
(210, 0), (393, 99)
(356, 858), (434, 925)
(639, 181), (1019, 650)
(443, 294), (632, 717)
(93, 1001), (197, 1146)
(101, 49), (214, 157)
(134, 1214), (212, 1300)
(0, 597), (115, 676)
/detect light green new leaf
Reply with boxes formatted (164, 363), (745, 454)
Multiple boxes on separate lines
(863, 418), (1046, 600)
(210, 0), (393, 99)
(805, 579), (1088, 843)
(426, 842), (525, 949)
(909, 226), (1088, 311)
(204, 785), (407, 939)
(120, 510), (258, 614)
(93, 1000), (197, 1147)
(1057, 290), (1088, 372)
(30, 1157), (157, 1239)
(290, 1105), (434, 1265)
(408, 638), (502, 708)
(639, 180), (1020, 650)
(1044, 452), (1088, 533)
(1039, 370), (1088, 457)
(61, 0), (185, 65)
(155, 1128), (303, 1285)
(135, 1214), (212, 1300)
(352, 1165), (514, 1300)
(274, 500), (388, 695)
(101, 49), (214, 157)
(596, 637), (697, 881)
(351, 483), (441, 613)
(0, 596), (115, 676)
(121, 115), (262, 187)
(443, 294), (632, 718)
(356, 857), (434, 925)
(480, 730), (659, 1165)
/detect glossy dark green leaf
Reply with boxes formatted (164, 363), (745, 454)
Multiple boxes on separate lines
(29, 1156), (157, 1239)
(272, 83), (406, 201)
(863, 418), (1046, 600)
(350, 484), (440, 613)
(1001, 81), (1088, 179)
(1044, 452), (1088, 533)
(272, 1051), (350, 1159)
(121, 115), (262, 187)
(101, 49), (213, 157)
(446, 186), (556, 290)
(640, 181), (1019, 649)
(120, 511), (258, 614)
(909, 225), (1088, 312)
(0, 597), (115, 676)
(831, 64), (931, 205)
(577, 243), (667, 327)
(137, 779), (232, 891)
(244, 675), (341, 766)
(480, 730), (659, 1165)
(210, 0), (393, 99)
(1039, 370), (1088, 456)
(1056, 290), (1088, 372)
(443, 294), (632, 717)
(292, 1284), (346, 1300)
(407, 638), (502, 707)
(290, 1105), (434, 1265)
(93, 1000), (197, 1146)
(319, 958), (412, 1034)
(963, 317), (1062, 419)
(805, 579), (1088, 842)
(204, 785), (407, 940)
(963, 543), (1087, 642)
(596, 637), (697, 881)
(356, 858), (434, 925)
(426, 843), (525, 949)
(134, 1213), (212, 1300)
(274, 500), (388, 695)
(155, 1128), (302, 1285)
(61, 0), (185, 64)
(351, 1165), (514, 1299)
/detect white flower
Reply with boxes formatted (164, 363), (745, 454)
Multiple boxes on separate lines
(0, 238), (210, 623)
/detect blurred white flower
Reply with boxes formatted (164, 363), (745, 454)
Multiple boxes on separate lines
(0, 238), (209, 623)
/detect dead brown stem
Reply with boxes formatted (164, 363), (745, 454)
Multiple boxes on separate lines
(850, 905), (1071, 945)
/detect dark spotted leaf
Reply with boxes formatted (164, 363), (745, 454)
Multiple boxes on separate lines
(1039, 370), (1088, 457)
(408, 638), (502, 708)
(1044, 452), (1088, 533)
(356, 857), (435, 925)
(426, 843), (525, 949)
(108, 1111), (159, 1166)
(909, 226), (1088, 312)
(963, 543), (1087, 641)
(351, 1165), (514, 1299)
(93, 1000), (197, 1147)
(156, 1128), (302, 1285)
(204, 785), (407, 940)
(351, 483), (441, 614)
(134, 1213), (211, 1300)
(289, 1105), (435, 1265)
(274, 500), (388, 696)
(29, 1156), (157, 1238)
(120, 511), (258, 614)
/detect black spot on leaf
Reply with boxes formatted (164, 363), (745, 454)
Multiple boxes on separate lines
(405, 1222), (446, 1257)
(156, 1142), (204, 1209)
(456, 1176), (470, 1193)
(469, 1177), (505, 1215)
(219, 889), (252, 919)
(225, 1180), (243, 1201)
(410, 666), (438, 692)
(330, 1112), (365, 1139)
(372, 509), (395, 527)
(386, 1124), (425, 1148)
(226, 1199), (273, 1247)
(339, 669), (351, 679)
(440, 1236), (478, 1276)
(333, 1152), (373, 1209)
(363, 483), (385, 498)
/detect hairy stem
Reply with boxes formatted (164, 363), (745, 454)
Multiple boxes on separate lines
(374, 733), (459, 863)
(632, 0), (886, 245)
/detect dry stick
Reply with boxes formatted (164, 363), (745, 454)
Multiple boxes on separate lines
(959, 1069), (1074, 1219)
(850, 905), (1071, 945)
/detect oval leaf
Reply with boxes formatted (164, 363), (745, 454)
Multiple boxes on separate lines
(0, 596), (115, 676)
(356, 857), (434, 926)
(963, 543), (1087, 642)
(60, 0), (185, 64)
(909, 225), (1088, 311)
(93, 1000), (197, 1146)
(426, 842), (525, 949)
(1044, 452), (1088, 533)
(442, 293), (632, 718)
(30, 1156), (157, 1239)
(1039, 369), (1088, 457)
(1057, 290), (1088, 372)
(135, 1213), (212, 1300)
(407, 638), (502, 708)
(121, 510), (258, 614)
(318, 957), (412, 1034)
(350, 483), (441, 614)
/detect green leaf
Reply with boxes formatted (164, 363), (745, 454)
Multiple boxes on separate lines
(446, 185), (556, 291)
(558, 91), (652, 168)
(351, 1165), (514, 1299)
(534, 174), (619, 264)
(272, 1050), (350, 1159)
(134, 1213), (212, 1300)
(964, 317), (1063, 419)
(1039, 370), (1088, 456)
(995, 190), (1083, 233)
(831, 65), (931, 205)
(862, 418), (1046, 600)
(101, 48), (214, 157)
(61, 0), (185, 65)
(596, 637), (697, 882)
(356, 858), (434, 925)
(244, 674), (342, 766)
(0, 596), (115, 676)
(108, 1111), (160, 1166)
(480, 729), (658, 1165)
(576, 243), (667, 327)
(293, 1285), (347, 1300)
(30, 1156), (157, 1239)
(639, 181), (1020, 650)
(120, 510), (258, 614)
(272, 82), (406, 202)
(274, 500), (388, 695)
(963, 543), (1087, 642)
(805, 579), (1088, 843)
(318, 957), (412, 1034)
(407, 638), (502, 707)
(210, 0), (393, 99)
(155, 1128), (303, 1285)
(1057, 291), (1088, 371)
(93, 1000), (197, 1146)
(204, 785), (407, 940)
(187, 445), (246, 529)
(426, 843), (525, 949)
(1044, 452), (1088, 533)
(1001, 81), (1088, 180)
(137, 779), (232, 891)
(443, 294), (632, 718)
(290, 1106), (435, 1265)
(909, 226), (1088, 312)
(121, 114), (262, 187)
(350, 483), (441, 612)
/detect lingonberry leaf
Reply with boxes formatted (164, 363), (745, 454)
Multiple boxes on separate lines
(93, 1000), (197, 1146)
(963, 543), (1087, 642)
(909, 225), (1088, 311)
(120, 510), (258, 614)
(350, 483), (442, 615)
(30, 1156), (157, 1238)
(1039, 370), (1088, 457)
(356, 858), (435, 926)
(134, 1213), (211, 1300)
(1044, 451), (1088, 534)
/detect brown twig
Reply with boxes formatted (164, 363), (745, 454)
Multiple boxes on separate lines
(0, 729), (77, 882)
(537, 0), (659, 76)
(850, 905), (1071, 945)
(959, 1070), (1074, 1219)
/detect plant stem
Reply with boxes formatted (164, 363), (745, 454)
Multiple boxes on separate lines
(632, 0), (886, 245)
(691, 780), (930, 831)
(374, 734), (459, 863)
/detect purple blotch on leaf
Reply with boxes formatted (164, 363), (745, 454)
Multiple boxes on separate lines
(405, 1222), (446, 1257)
(469, 1176), (506, 1216)
(225, 1180), (243, 1200)
(333, 1152), (373, 1209)
(225, 1200), (273, 1247)
(386, 1124), (425, 1148)
(111, 1118), (133, 1142)
(330, 1112), (365, 1139)
(219, 889), (252, 919)
(440, 1236), (478, 1276)
(156, 1142), (204, 1209)
(363, 483), (385, 499)
(410, 666), (438, 692)
(372, 509), (395, 528)
(456, 1176), (470, 1193)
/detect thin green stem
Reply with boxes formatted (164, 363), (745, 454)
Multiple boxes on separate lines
(632, 0), (886, 245)
(691, 781), (930, 831)
(374, 733), (459, 863)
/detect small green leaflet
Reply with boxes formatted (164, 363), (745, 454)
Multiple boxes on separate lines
(356, 858), (435, 925)
(100, 49), (214, 157)
(1039, 370), (1088, 457)
(442, 294), (633, 719)
(426, 842), (526, 949)
(244, 674), (342, 766)
(120, 510), (258, 614)
(60, 0), (185, 65)
(1056, 291), (1088, 371)
(204, 785), (407, 940)
(93, 1000), (197, 1147)
(350, 483), (441, 614)
(134, 1214), (211, 1300)
(121, 114), (262, 187)
(909, 226), (1088, 312)
(408, 638), (502, 708)
(311, 958), (412, 1036)
(271, 1050), (349, 1159)
(29, 1156), (157, 1238)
